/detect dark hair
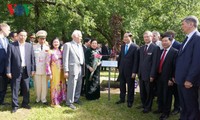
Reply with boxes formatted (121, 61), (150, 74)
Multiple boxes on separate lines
(50, 37), (61, 50)
(91, 38), (98, 44)
(164, 30), (176, 38)
(17, 29), (26, 34)
(83, 38), (91, 43)
(161, 34), (173, 41)
(126, 32), (132, 37)
(9, 32), (17, 38)
(182, 16), (199, 28)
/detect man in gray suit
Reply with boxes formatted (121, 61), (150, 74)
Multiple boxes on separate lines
(63, 30), (84, 109)
(7, 29), (35, 113)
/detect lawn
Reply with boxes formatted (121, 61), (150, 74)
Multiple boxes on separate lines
(0, 71), (180, 120)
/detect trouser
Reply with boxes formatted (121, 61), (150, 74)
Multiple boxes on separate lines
(12, 67), (30, 107)
(139, 79), (154, 110)
(66, 68), (82, 105)
(119, 70), (135, 103)
(172, 84), (180, 110)
(178, 85), (200, 120)
(34, 75), (48, 103)
(0, 74), (8, 104)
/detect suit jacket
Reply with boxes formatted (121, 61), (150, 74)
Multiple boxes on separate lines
(6, 41), (35, 79)
(118, 43), (139, 77)
(0, 38), (9, 75)
(175, 31), (200, 86)
(157, 47), (178, 82)
(172, 40), (181, 50)
(63, 41), (85, 76)
(138, 43), (160, 81)
(101, 45), (110, 60)
(82, 45), (87, 55)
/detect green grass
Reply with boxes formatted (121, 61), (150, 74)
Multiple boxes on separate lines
(100, 71), (119, 78)
(0, 86), (179, 120)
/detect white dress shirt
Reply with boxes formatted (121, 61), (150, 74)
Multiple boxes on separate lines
(18, 42), (26, 66)
(182, 29), (197, 50)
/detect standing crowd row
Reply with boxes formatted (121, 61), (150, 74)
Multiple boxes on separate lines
(116, 15), (200, 120)
(0, 15), (200, 120)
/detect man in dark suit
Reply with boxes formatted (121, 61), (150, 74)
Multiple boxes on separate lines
(175, 16), (200, 120)
(6, 29), (35, 113)
(0, 23), (10, 105)
(138, 31), (159, 113)
(81, 38), (91, 96)
(164, 30), (181, 115)
(115, 32), (139, 108)
(101, 43), (110, 71)
(155, 34), (178, 120)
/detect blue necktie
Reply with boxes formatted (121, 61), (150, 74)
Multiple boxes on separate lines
(125, 44), (128, 55)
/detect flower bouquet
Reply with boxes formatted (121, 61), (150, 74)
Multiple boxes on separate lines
(89, 53), (102, 80)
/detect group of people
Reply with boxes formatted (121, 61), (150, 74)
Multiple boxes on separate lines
(116, 15), (200, 120)
(0, 15), (200, 120)
(0, 26), (101, 113)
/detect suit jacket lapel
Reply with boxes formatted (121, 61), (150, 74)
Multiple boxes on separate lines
(163, 48), (171, 65)
(125, 44), (131, 56)
(0, 38), (3, 49)
(121, 45), (125, 56)
(25, 43), (28, 65)
(180, 32), (197, 55)
(71, 41), (80, 59)
(15, 42), (22, 61)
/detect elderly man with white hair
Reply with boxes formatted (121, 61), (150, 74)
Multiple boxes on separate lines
(63, 30), (85, 109)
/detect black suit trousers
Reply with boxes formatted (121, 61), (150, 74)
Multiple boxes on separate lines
(119, 70), (135, 103)
(12, 67), (30, 108)
(172, 84), (180, 110)
(178, 85), (200, 120)
(139, 79), (154, 110)
(0, 75), (8, 104)
(157, 78), (173, 114)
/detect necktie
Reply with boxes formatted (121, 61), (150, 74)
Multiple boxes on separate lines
(181, 36), (188, 50)
(125, 44), (128, 55)
(41, 45), (43, 50)
(144, 45), (148, 54)
(158, 49), (167, 73)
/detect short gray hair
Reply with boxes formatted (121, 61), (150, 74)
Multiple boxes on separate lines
(182, 16), (199, 28)
(71, 30), (82, 38)
(143, 31), (153, 36)
(0, 23), (9, 31)
(152, 31), (160, 37)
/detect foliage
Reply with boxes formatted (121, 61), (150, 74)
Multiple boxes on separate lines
(1, 0), (200, 45)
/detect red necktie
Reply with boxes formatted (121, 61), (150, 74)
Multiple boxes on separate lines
(158, 49), (167, 73)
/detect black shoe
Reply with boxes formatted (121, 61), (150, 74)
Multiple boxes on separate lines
(127, 102), (133, 108)
(43, 102), (48, 105)
(159, 113), (169, 120)
(136, 105), (143, 109)
(74, 100), (82, 105)
(0, 102), (10, 106)
(142, 109), (151, 113)
(153, 109), (163, 114)
(11, 107), (18, 113)
(68, 104), (76, 110)
(171, 109), (180, 115)
(115, 100), (125, 104)
(21, 104), (31, 109)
